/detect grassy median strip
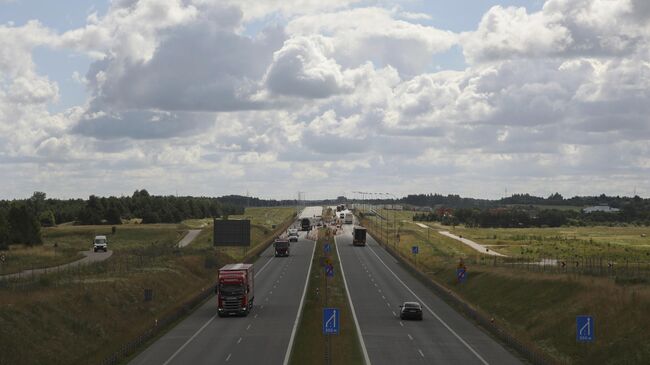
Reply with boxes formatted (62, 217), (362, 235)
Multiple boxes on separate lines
(290, 228), (364, 365)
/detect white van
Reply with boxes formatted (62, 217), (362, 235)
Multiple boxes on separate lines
(93, 235), (108, 252)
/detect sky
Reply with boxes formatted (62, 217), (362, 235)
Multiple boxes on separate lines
(0, 0), (648, 200)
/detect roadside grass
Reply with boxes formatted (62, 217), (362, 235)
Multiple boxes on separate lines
(362, 217), (650, 364)
(290, 228), (364, 365)
(0, 254), (216, 365)
(1, 224), (184, 275)
(448, 226), (650, 261)
(0, 207), (297, 365)
(428, 265), (650, 364)
(189, 206), (296, 260)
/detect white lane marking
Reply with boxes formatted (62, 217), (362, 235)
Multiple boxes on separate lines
(260, 305), (264, 309)
(418, 349), (425, 358)
(237, 337), (242, 344)
(246, 324), (251, 330)
(374, 283), (378, 287)
(283, 241), (317, 365)
(255, 256), (275, 278)
(162, 250), (277, 365)
(226, 353), (232, 362)
(335, 236), (372, 365)
(386, 303), (390, 307)
(270, 291), (273, 294)
(381, 295), (385, 300)
(407, 334), (413, 340)
(367, 245), (489, 365)
(378, 289), (382, 293)
(161, 314), (216, 365)
(254, 314), (258, 318)
(399, 321), (404, 327)
(392, 311), (397, 317)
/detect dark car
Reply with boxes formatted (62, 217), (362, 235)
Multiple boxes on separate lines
(399, 302), (423, 320)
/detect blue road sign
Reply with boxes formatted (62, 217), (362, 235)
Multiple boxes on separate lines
(325, 264), (334, 277)
(576, 315), (594, 342)
(456, 268), (467, 283)
(324, 243), (331, 254)
(323, 308), (340, 335)
(411, 246), (419, 254)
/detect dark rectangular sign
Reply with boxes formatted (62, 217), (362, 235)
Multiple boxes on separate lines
(213, 219), (251, 247)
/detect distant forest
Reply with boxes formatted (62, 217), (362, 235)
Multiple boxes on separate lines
(0, 190), (297, 249)
(404, 193), (650, 228)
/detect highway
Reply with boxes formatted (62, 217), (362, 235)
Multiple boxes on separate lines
(129, 220), (316, 365)
(336, 222), (524, 365)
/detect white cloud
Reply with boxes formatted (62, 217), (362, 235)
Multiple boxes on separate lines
(2, 0), (650, 199)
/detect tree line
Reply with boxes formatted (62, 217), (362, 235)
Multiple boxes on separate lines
(413, 196), (650, 228)
(0, 190), (296, 249)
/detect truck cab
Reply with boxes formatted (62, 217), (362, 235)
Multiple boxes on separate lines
(217, 264), (254, 317)
(274, 239), (290, 257)
(288, 228), (299, 242)
(93, 235), (108, 252)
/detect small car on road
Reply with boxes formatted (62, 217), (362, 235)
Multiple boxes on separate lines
(399, 301), (423, 320)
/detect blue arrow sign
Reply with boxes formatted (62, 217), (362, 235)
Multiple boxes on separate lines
(456, 268), (467, 283)
(325, 264), (334, 277)
(411, 246), (419, 254)
(576, 315), (594, 342)
(324, 243), (331, 254)
(323, 308), (339, 335)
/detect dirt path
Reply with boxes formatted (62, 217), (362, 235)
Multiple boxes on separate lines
(1, 249), (114, 279)
(438, 231), (508, 257)
(178, 229), (202, 248)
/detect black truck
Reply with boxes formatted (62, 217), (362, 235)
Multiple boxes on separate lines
(353, 227), (367, 246)
(300, 218), (311, 231)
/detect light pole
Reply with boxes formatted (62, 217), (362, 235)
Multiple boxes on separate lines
(382, 193), (399, 249)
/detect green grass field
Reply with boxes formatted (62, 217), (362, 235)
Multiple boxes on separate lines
(1, 224), (184, 275)
(361, 212), (650, 364)
(447, 226), (650, 261)
(290, 228), (364, 365)
(187, 206), (296, 260)
(0, 206), (297, 365)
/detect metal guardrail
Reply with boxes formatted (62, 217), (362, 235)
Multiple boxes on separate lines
(100, 287), (213, 365)
(362, 219), (558, 365)
(100, 212), (297, 365)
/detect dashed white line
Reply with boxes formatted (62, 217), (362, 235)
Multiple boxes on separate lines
(386, 303), (390, 308)
(226, 353), (232, 362)
(367, 245), (489, 365)
(246, 324), (252, 331)
(399, 321), (404, 327)
(334, 236), (371, 365)
(407, 334), (413, 341)
(161, 314), (216, 365)
(392, 311), (397, 316)
(237, 337), (242, 344)
(254, 314), (258, 319)
(418, 349), (425, 358)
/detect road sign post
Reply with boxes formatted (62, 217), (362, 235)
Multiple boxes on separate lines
(411, 246), (419, 266)
(576, 315), (594, 342)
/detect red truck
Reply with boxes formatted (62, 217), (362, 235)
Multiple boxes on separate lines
(274, 238), (290, 257)
(216, 263), (254, 317)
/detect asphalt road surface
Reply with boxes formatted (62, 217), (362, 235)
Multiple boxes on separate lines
(336, 222), (524, 365)
(129, 229), (316, 365)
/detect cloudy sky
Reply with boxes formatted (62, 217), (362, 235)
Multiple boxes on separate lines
(0, 0), (648, 200)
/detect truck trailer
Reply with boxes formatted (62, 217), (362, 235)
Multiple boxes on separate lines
(216, 263), (254, 317)
(300, 218), (311, 231)
(353, 227), (367, 246)
(344, 213), (353, 224)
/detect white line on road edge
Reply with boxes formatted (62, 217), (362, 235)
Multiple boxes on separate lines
(162, 249), (276, 365)
(162, 314), (217, 365)
(367, 245), (489, 365)
(282, 241), (317, 365)
(335, 236), (372, 365)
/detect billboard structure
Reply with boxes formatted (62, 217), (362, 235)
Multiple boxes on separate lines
(213, 219), (251, 247)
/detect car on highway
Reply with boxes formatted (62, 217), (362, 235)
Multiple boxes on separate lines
(399, 301), (423, 320)
(93, 235), (108, 252)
